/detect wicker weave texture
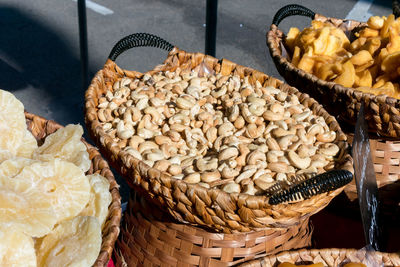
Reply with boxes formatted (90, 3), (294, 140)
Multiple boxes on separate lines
(344, 134), (400, 201)
(114, 196), (312, 267)
(25, 112), (121, 267)
(267, 14), (400, 139)
(85, 47), (353, 233)
(394, 0), (400, 18)
(240, 248), (400, 267)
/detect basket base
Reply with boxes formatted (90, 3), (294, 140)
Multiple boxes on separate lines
(114, 193), (312, 267)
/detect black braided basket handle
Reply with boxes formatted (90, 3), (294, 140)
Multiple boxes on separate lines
(272, 4), (315, 26)
(269, 169), (353, 205)
(108, 33), (174, 61)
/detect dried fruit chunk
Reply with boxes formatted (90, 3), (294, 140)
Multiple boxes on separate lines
(0, 187), (57, 237)
(0, 157), (37, 178)
(34, 124), (91, 172)
(0, 90), (26, 162)
(16, 130), (38, 159)
(0, 226), (36, 267)
(79, 174), (112, 228)
(36, 216), (101, 267)
(14, 159), (90, 223)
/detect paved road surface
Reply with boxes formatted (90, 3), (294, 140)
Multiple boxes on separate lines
(0, 0), (392, 200)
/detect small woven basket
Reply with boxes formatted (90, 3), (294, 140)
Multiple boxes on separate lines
(267, 4), (400, 139)
(239, 248), (400, 267)
(113, 193), (312, 267)
(25, 112), (121, 266)
(267, 4), (400, 205)
(85, 33), (353, 233)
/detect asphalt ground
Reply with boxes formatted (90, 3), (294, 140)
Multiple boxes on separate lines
(0, 0), (393, 201)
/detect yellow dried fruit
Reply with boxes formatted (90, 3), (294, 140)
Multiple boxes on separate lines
(16, 130), (38, 159)
(36, 216), (101, 267)
(0, 187), (57, 237)
(0, 90), (26, 162)
(14, 159), (90, 223)
(34, 124), (91, 172)
(0, 157), (37, 178)
(79, 174), (111, 228)
(0, 226), (36, 267)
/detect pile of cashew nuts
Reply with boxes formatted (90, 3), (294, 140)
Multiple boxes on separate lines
(96, 68), (340, 195)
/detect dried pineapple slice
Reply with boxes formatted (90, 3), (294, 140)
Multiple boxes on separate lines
(0, 90), (26, 162)
(79, 174), (112, 228)
(36, 216), (101, 267)
(0, 157), (37, 178)
(34, 124), (91, 172)
(14, 159), (90, 223)
(16, 130), (38, 159)
(0, 226), (36, 267)
(0, 187), (57, 237)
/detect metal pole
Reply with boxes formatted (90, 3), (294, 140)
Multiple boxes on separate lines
(78, 0), (89, 90)
(205, 0), (218, 56)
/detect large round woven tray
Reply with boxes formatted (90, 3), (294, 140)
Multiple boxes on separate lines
(85, 33), (353, 233)
(239, 248), (400, 267)
(113, 193), (312, 267)
(25, 112), (121, 266)
(267, 4), (400, 139)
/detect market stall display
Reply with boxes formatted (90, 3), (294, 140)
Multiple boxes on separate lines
(0, 89), (121, 266)
(267, 5), (400, 208)
(85, 33), (353, 234)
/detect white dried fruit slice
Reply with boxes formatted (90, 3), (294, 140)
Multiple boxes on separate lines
(0, 225), (36, 267)
(0, 187), (57, 237)
(70, 150), (91, 174)
(0, 90), (26, 162)
(36, 216), (101, 267)
(0, 157), (37, 178)
(34, 124), (91, 172)
(14, 159), (90, 223)
(16, 130), (38, 159)
(79, 174), (112, 228)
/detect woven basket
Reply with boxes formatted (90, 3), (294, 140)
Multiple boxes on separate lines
(267, 4), (400, 139)
(113, 193), (312, 267)
(394, 0), (400, 18)
(239, 248), (400, 267)
(85, 33), (353, 233)
(25, 112), (121, 266)
(343, 133), (400, 204)
(267, 4), (400, 206)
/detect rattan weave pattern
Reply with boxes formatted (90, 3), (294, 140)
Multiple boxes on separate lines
(394, 0), (400, 18)
(239, 248), (400, 267)
(25, 112), (121, 267)
(85, 43), (353, 233)
(344, 134), (400, 201)
(113, 195), (312, 267)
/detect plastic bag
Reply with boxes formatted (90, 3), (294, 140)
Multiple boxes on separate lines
(340, 246), (383, 267)
(196, 60), (215, 77)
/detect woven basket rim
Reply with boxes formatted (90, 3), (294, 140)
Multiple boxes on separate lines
(269, 13), (400, 107)
(85, 46), (353, 232)
(241, 248), (400, 266)
(25, 111), (121, 266)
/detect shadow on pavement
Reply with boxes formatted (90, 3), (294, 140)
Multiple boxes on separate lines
(0, 5), (91, 126)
